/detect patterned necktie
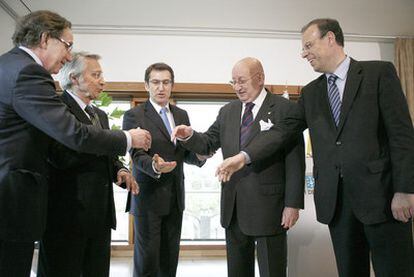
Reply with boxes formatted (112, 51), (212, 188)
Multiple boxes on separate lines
(160, 107), (172, 135)
(328, 75), (341, 127)
(240, 102), (255, 149)
(84, 105), (102, 128)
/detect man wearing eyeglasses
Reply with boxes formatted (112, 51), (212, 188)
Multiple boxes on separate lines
(172, 57), (305, 277)
(217, 19), (414, 277)
(123, 62), (206, 277)
(0, 11), (151, 276)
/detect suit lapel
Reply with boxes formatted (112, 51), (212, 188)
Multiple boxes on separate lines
(144, 101), (173, 142)
(336, 59), (362, 135)
(242, 92), (272, 147)
(61, 91), (92, 125)
(95, 109), (108, 129)
(314, 76), (339, 133)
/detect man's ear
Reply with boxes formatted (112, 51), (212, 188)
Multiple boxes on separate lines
(39, 32), (49, 49)
(70, 73), (79, 86)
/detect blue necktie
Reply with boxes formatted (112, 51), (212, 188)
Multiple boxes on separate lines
(160, 107), (172, 135)
(240, 102), (255, 149)
(328, 75), (341, 127)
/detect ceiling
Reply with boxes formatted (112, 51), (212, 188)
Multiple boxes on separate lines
(2, 0), (414, 39)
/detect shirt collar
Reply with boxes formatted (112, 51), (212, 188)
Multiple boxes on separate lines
(247, 87), (267, 108)
(66, 89), (89, 111)
(326, 55), (350, 81)
(149, 98), (170, 114)
(18, 46), (43, 66)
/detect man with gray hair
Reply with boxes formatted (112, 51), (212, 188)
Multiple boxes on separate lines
(0, 10), (150, 276)
(37, 52), (139, 276)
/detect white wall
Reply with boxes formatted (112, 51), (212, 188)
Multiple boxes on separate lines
(0, 8), (15, 54)
(73, 33), (394, 86)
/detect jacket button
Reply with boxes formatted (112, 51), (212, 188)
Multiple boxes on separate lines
(336, 141), (342, 146)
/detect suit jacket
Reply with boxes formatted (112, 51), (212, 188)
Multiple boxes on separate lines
(247, 59), (414, 225)
(44, 91), (126, 235)
(183, 91), (305, 236)
(0, 48), (127, 241)
(123, 101), (204, 216)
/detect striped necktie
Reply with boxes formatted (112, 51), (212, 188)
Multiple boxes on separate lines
(85, 105), (102, 128)
(240, 102), (255, 149)
(328, 75), (341, 127)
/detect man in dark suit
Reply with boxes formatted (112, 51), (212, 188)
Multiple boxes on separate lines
(218, 19), (414, 277)
(37, 52), (139, 276)
(172, 57), (305, 277)
(123, 63), (205, 277)
(0, 11), (150, 277)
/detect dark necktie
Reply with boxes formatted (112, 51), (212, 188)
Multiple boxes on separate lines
(328, 75), (341, 127)
(160, 107), (172, 135)
(240, 102), (255, 149)
(85, 105), (102, 128)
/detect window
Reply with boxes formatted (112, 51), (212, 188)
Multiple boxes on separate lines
(176, 101), (229, 241)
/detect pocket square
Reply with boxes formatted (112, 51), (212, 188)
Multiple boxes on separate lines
(259, 119), (274, 131)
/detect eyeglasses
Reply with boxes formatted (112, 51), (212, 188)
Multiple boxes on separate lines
(91, 71), (104, 80)
(149, 79), (173, 86)
(301, 33), (328, 54)
(55, 37), (73, 51)
(229, 71), (261, 87)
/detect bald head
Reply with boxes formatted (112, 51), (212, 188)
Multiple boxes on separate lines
(231, 57), (265, 103)
(233, 57), (264, 77)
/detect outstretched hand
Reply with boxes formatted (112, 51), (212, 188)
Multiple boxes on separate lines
(215, 153), (246, 182)
(153, 154), (177, 173)
(171, 125), (193, 141)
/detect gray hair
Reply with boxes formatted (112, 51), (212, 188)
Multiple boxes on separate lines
(58, 51), (101, 91)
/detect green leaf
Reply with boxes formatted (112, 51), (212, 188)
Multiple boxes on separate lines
(110, 107), (125, 118)
(94, 92), (112, 107)
(111, 124), (121, 130)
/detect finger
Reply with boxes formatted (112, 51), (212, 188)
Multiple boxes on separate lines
(132, 181), (139, 195)
(116, 174), (123, 185)
(403, 208), (411, 221)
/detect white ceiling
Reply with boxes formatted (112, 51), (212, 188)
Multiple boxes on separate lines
(2, 0), (414, 39)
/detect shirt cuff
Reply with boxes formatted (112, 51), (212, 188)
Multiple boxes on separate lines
(176, 129), (194, 142)
(123, 131), (132, 153)
(117, 168), (129, 174)
(240, 151), (251, 164)
(152, 160), (161, 178)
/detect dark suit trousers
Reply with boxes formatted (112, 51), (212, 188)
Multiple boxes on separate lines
(37, 227), (111, 277)
(0, 239), (34, 277)
(225, 209), (287, 277)
(133, 205), (183, 277)
(329, 179), (414, 277)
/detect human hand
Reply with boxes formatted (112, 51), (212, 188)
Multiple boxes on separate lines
(215, 153), (246, 182)
(391, 192), (414, 222)
(171, 125), (193, 141)
(153, 154), (177, 173)
(116, 170), (139, 195)
(281, 207), (300, 229)
(128, 128), (151, 151)
(196, 152), (215, 161)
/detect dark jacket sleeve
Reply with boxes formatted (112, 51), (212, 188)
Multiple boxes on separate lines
(13, 63), (127, 156)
